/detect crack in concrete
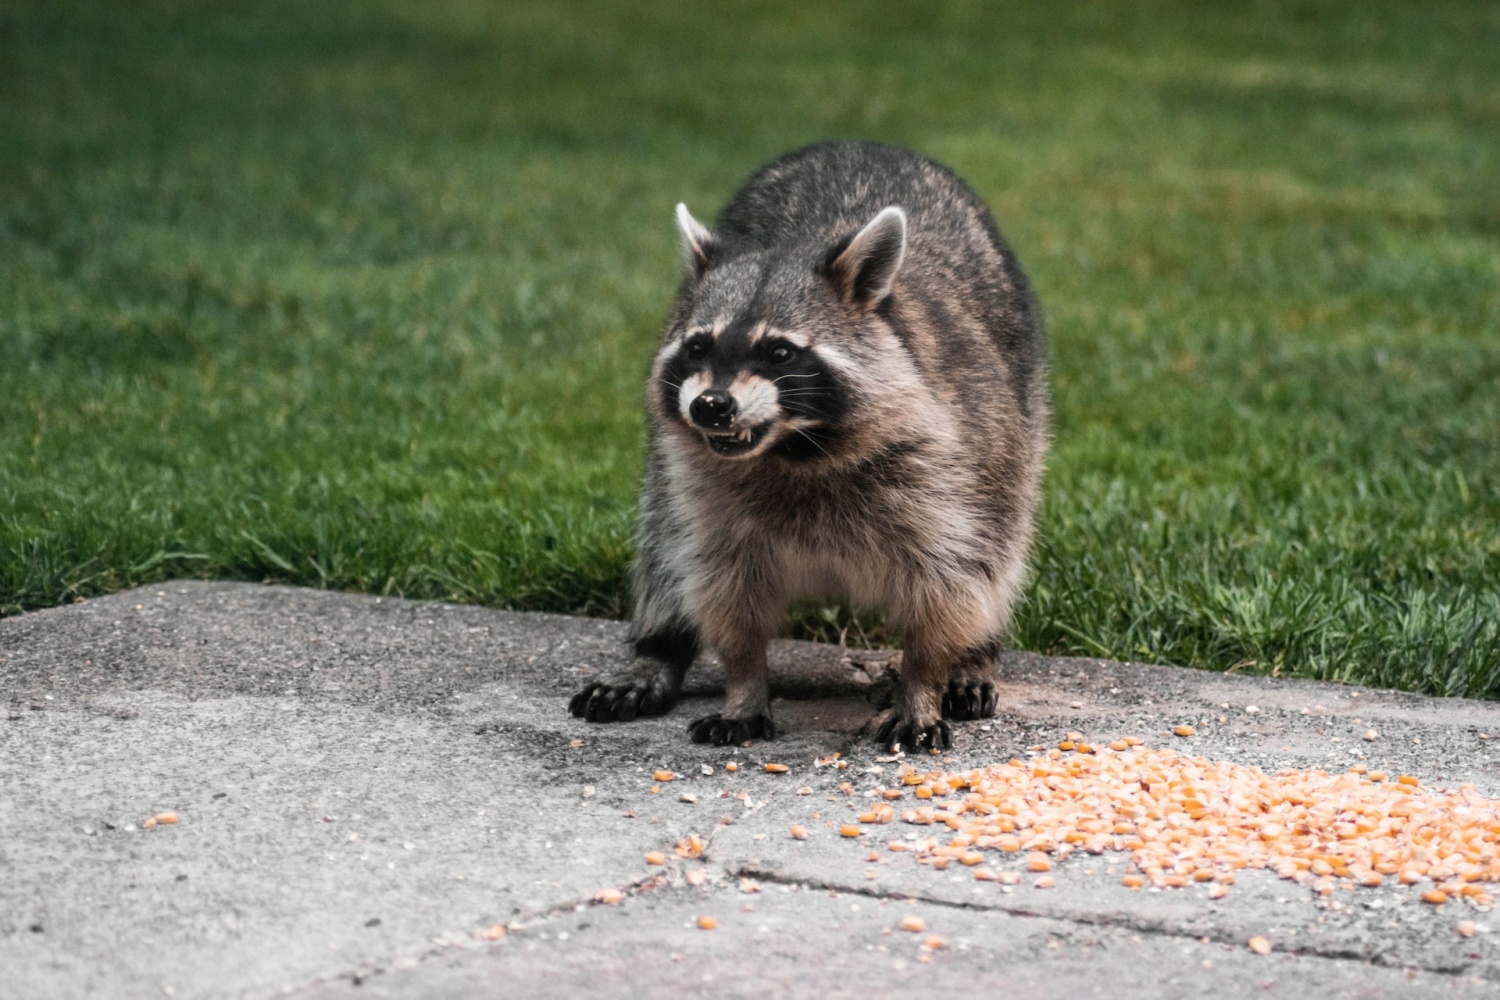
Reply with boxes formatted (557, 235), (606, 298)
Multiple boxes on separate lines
(730, 865), (1497, 983)
(305, 818), (748, 996)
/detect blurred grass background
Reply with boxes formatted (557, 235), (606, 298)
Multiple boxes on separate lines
(3, 0), (1497, 695)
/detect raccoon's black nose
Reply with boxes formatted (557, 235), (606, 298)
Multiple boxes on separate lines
(689, 390), (736, 429)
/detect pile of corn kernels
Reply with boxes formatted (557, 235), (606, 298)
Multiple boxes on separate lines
(853, 740), (1499, 909)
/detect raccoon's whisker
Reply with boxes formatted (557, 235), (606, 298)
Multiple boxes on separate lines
(773, 373), (821, 382)
(792, 426), (833, 459)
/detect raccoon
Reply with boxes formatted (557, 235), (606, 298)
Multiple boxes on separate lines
(568, 141), (1048, 751)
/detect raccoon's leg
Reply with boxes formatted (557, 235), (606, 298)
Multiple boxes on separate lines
(569, 467), (699, 723)
(686, 550), (781, 745)
(942, 639), (1001, 721)
(876, 587), (993, 751)
(873, 639), (952, 753)
(685, 633), (775, 745)
(568, 621), (698, 723)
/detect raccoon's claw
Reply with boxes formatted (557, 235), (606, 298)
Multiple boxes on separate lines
(874, 714), (952, 753)
(568, 679), (676, 723)
(942, 678), (997, 721)
(687, 712), (776, 746)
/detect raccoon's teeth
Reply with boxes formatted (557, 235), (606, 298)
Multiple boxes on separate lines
(733, 429), (751, 442)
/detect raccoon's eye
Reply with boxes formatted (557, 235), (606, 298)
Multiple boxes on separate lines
(768, 343), (798, 365)
(683, 336), (710, 361)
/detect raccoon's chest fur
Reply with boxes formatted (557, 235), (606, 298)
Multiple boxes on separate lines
(669, 437), (1000, 611)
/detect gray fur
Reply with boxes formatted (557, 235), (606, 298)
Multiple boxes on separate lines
(568, 142), (1048, 751)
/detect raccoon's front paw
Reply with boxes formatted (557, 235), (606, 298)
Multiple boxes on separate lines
(874, 713), (952, 753)
(941, 676), (997, 721)
(687, 712), (776, 746)
(568, 671), (678, 723)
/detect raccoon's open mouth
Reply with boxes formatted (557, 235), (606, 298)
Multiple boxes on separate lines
(702, 423), (770, 457)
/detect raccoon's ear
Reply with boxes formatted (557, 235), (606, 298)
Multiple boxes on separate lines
(674, 203), (715, 277)
(825, 206), (907, 310)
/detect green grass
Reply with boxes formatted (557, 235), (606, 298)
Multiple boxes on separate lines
(3, 0), (1497, 695)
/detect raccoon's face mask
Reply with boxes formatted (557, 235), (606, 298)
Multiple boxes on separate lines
(658, 322), (842, 461)
(654, 204), (906, 462)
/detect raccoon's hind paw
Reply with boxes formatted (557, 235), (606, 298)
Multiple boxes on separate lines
(874, 714), (952, 753)
(687, 712), (776, 746)
(568, 676), (677, 723)
(941, 677), (997, 721)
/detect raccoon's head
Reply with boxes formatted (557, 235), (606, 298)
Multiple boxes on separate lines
(651, 202), (908, 462)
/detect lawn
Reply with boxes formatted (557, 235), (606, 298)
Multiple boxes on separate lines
(3, 0), (1497, 695)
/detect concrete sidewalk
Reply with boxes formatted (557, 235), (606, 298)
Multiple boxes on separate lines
(2, 581), (1498, 998)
